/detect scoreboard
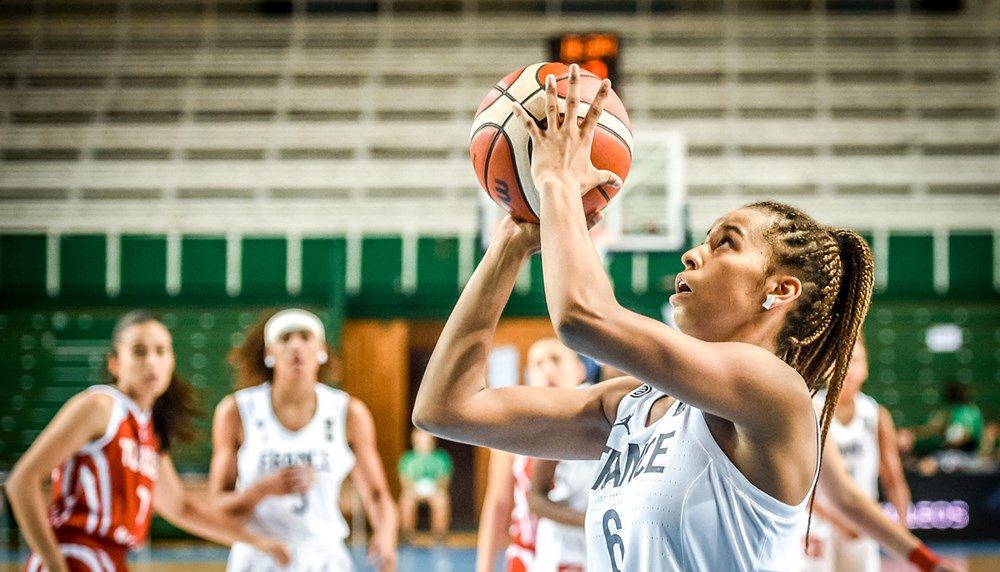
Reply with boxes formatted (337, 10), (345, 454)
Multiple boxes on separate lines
(549, 32), (621, 88)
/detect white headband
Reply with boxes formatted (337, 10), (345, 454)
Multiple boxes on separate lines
(264, 309), (326, 347)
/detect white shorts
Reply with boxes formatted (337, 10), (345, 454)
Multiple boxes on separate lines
(227, 541), (354, 572)
(532, 519), (587, 572)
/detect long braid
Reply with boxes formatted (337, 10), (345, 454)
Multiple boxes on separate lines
(747, 201), (875, 547)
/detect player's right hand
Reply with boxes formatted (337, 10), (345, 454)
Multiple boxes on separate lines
(493, 212), (603, 257)
(259, 465), (315, 496)
(254, 537), (292, 567)
(934, 559), (967, 572)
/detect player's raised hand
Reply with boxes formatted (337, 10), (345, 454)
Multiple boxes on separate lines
(511, 63), (622, 197)
(493, 212), (603, 257)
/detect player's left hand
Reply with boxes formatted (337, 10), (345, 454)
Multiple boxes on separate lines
(511, 63), (622, 197)
(368, 535), (398, 572)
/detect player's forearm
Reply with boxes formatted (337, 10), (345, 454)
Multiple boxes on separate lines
(368, 492), (399, 547)
(833, 486), (919, 558)
(162, 497), (258, 547)
(6, 472), (68, 572)
(527, 493), (585, 528)
(475, 506), (509, 572)
(413, 238), (528, 433)
(538, 179), (617, 336)
(886, 485), (912, 525)
(210, 486), (268, 520)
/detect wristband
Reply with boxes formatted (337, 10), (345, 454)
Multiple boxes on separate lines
(908, 544), (940, 572)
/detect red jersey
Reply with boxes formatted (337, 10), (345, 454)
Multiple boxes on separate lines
(47, 386), (159, 552)
(509, 454), (538, 550)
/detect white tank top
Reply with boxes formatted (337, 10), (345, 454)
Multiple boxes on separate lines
(234, 383), (355, 546)
(817, 390), (880, 500)
(534, 458), (601, 570)
(586, 384), (819, 572)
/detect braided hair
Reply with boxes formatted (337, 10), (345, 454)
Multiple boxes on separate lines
(747, 201), (875, 541)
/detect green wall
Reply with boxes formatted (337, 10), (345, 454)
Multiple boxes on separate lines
(1, 229), (997, 471)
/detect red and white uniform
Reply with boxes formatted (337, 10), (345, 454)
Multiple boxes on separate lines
(505, 455), (537, 572)
(26, 385), (159, 572)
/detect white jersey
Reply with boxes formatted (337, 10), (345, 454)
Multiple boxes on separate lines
(227, 383), (355, 570)
(796, 391), (881, 572)
(586, 384), (819, 572)
(821, 391), (880, 499)
(534, 458), (601, 571)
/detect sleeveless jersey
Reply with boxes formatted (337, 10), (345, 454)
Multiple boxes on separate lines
(233, 383), (355, 547)
(48, 385), (159, 551)
(819, 391), (880, 499)
(796, 391), (881, 572)
(586, 384), (819, 572)
(534, 458), (601, 572)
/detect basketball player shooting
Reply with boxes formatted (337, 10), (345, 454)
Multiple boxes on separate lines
(414, 64), (957, 571)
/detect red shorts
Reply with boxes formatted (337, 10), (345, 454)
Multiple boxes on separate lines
(26, 531), (129, 572)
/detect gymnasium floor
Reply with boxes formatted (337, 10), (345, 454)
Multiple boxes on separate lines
(3, 541), (1000, 571)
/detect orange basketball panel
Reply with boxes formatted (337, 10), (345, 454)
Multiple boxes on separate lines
(487, 131), (537, 223)
(470, 125), (499, 191)
(591, 126), (633, 181)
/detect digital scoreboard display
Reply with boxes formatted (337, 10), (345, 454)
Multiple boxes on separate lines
(549, 33), (621, 89)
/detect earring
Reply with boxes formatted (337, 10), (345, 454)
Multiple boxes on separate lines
(317, 351), (328, 365)
(264, 356), (276, 368)
(762, 294), (776, 310)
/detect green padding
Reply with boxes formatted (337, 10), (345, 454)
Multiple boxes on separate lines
(606, 252), (631, 292)
(529, 255), (544, 296)
(182, 237), (227, 296)
(242, 237), (286, 297)
(61, 235), (105, 296)
(648, 251), (685, 293)
(121, 235), (167, 296)
(302, 237), (346, 297)
(888, 234), (934, 294)
(416, 237), (459, 294)
(949, 233), (992, 293)
(0, 235), (47, 296)
(361, 237), (402, 293)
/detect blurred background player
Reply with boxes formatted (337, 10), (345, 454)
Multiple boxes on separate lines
(207, 309), (398, 571)
(475, 338), (586, 572)
(6, 311), (289, 572)
(526, 342), (598, 572)
(397, 427), (453, 544)
(801, 335), (912, 571)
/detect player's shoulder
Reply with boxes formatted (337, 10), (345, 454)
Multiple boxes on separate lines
(60, 388), (117, 439)
(857, 391), (880, 412)
(69, 387), (117, 421)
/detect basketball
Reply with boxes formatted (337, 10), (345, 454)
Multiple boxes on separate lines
(470, 62), (634, 223)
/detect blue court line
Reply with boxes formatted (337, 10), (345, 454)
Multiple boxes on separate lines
(3, 543), (995, 565)
(1, 546), (478, 568)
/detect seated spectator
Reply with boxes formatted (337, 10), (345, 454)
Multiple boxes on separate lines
(398, 427), (453, 543)
(899, 381), (985, 475)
